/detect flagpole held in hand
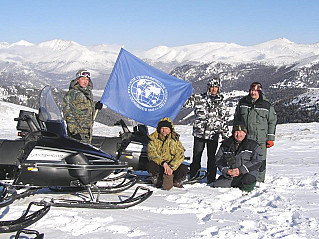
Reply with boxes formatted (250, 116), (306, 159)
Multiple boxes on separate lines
(93, 109), (99, 121)
(90, 101), (103, 143)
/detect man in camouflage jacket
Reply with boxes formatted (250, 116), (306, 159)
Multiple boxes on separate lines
(233, 82), (277, 183)
(63, 70), (102, 144)
(184, 76), (229, 183)
(147, 117), (188, 190)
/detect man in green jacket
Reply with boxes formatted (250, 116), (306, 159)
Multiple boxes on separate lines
(147, 117), (188, 190)
(233, 82), (277, 183)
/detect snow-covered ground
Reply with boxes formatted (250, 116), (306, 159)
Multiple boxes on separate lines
(0, 101), (319, 238)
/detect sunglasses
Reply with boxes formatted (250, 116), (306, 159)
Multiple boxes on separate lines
(78, 71), (91, 78)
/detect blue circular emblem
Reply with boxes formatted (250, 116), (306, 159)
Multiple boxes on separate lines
(128, 76), (168, 111)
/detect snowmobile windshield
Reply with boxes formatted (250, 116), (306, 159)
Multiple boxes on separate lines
(39, 86), (67, 137)
(40, 86), (63, 121)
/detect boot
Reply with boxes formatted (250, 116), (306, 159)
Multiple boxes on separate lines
(173, 181), (184, 188)
(162, 174), (173, 190)
(151, 175), (162, 188)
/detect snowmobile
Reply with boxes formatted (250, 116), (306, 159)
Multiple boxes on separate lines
(0, 86), (153, 216)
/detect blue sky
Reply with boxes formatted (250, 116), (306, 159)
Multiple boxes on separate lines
(1, 0), (319, 50)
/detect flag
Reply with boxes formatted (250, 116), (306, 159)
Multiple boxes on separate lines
(100, 48), (193, 127)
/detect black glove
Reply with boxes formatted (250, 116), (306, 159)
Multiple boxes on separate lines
(95, 101), (103, 110)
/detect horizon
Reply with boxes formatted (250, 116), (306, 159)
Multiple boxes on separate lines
(1, 37), (318, 53)
(1, 0), (319, 50)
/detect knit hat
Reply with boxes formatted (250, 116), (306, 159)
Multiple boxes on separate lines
(207, 76), (221, 88)
(250, 82), (262, 91)
(232, 123), (247, 134)
(157, 120), (172, 133)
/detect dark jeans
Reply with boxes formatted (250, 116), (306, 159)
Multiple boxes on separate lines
(190, 137), (218, 183)
(147, 160), (188, 185)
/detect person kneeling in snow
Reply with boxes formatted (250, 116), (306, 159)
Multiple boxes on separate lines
(147, 117), (188, 190)
(213, 123), (262, 192)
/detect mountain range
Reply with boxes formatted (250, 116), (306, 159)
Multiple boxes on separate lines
(1, 38), (319, 125)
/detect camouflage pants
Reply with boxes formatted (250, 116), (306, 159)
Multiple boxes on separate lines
(67, 127), (91, 144)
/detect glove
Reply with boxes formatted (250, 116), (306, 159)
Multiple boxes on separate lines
(95, 101), (103, 110)
(266, 140), (274, 148)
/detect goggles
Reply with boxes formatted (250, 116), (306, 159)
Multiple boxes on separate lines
(77, 71), (91, 78)
(250, 83), (261, 91)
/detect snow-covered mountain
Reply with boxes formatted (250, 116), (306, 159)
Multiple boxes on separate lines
(141, 38), (319, 67)
(1, 38), (319, 125)
(1, 38), (319, 89)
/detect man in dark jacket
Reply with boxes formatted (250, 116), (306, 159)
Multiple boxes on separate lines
(214, 123), (262, 192)
(233, 82), (277, 183)
(184, 76), (229, 184)
(147, 117), (188, 190)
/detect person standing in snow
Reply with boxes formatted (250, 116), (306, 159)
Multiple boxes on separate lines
(214, 123), (262, 192)
(147, 117), (188, 190)
(62, 69), (103, 144)
(184, 76), (229, 184)
(233, 82), (277, 183)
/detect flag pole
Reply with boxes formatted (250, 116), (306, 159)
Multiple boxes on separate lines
(94, 45), (124, 122)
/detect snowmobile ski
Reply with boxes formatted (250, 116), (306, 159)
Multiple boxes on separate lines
(0, 183), (17, 208)
(49, 174), (138, 194)
(0, 202), (50, 233)
(39, 186), (152, 209)
(94, 174), (138, 194)
(15, 229), (44, 239)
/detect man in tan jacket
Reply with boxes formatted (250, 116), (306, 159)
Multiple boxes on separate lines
(147, 117), (188, 190)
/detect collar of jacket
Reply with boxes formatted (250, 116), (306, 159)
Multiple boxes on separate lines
(153, 130), (180, 141)
(204, 92), (224, 102)
(222, 135), (248, 153)
(69, 78), (93, 91)
(73, 83), (93, 100)
(243, 94), (264, 105)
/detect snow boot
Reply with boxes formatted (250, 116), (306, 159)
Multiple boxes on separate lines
(162, 175), (173, 190)
(173, 181), (184, 188)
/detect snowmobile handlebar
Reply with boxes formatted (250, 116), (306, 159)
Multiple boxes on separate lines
(115, 119), (130, 133)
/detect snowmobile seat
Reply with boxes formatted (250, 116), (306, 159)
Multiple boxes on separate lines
(91, 136), (122, 157)
(0, 139), (24, 165)
(16, 110), (44, 132)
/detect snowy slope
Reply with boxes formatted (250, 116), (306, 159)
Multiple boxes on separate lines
(0, 101), (318, 238)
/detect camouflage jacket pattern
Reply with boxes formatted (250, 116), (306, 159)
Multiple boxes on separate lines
(147, 117), (185, 171)
(184, 92), (229, 140)
(62, 79), (94, 143)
